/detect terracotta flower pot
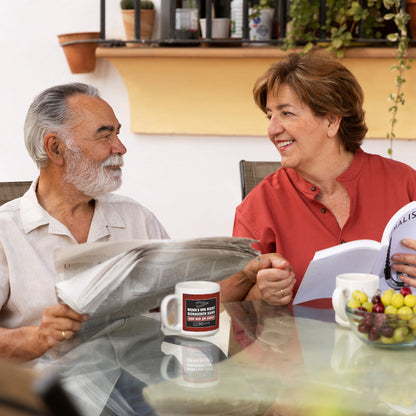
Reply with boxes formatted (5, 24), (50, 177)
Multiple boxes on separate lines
(57, 32), (100, 74)
(121, 9), (156, 46)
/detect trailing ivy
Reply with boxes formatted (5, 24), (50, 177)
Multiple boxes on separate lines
(384, 0), (412, 157)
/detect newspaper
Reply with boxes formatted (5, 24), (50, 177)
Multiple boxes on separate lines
(54, 237), (259, 318)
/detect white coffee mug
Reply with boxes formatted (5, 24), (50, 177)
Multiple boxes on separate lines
(332, 273), (379, 327)
(161, 281), (220, 337)
(160, 337), (220, 388)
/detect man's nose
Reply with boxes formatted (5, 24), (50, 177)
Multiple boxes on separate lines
(111, 136), (127, 155)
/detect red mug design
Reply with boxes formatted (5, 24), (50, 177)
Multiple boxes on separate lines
(161, 281), (220, 337)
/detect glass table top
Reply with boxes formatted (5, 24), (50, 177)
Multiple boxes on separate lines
(35, 301), (416, 416)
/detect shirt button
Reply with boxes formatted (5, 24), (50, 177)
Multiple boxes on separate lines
(311, 186), (317, 191)
(321, 208), (326, 213)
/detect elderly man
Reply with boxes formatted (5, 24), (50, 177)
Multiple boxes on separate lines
(0, 83), (295, 361)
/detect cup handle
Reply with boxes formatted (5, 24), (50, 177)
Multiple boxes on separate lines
(160, 355), (181, 380)
(332, 287), (349, 326)
(161, 294), (182, 332)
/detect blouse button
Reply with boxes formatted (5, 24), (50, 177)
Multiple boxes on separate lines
(321, 208), (326, 213)
(311, 186), (317, 191)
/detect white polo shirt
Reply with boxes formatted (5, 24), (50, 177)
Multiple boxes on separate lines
(0, 180), (169, 328)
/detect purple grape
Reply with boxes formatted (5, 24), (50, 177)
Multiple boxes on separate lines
(362, 313), (374, 326)
(372, 294), (382, 304)
(358, 323), (371, 334)
(373, 303), (385, 314)
(380, 326), (394, 338)
(368, 326), (380, 341)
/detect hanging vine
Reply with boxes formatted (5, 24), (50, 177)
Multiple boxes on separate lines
(384, 0), (412, 157)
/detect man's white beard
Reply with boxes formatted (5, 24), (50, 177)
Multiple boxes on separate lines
(63, 145), (123, 198)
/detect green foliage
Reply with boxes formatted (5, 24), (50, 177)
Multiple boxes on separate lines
(250, 0), (274, 20)
(282, 0), (384, 58)
(120, 0), (154, 10)
(282, 0), (412, 158)
(383, 0), (411, 157)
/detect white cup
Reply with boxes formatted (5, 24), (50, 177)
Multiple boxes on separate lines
(332, 273), (379, 327)
(161, 281), (220, 337)
(160, 337), (220, 388)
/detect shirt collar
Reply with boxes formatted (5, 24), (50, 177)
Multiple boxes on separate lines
(285, 148), (364, 197)
(20, 178), (127, 240)
(20, 178), (49, 233)
(89, 195), (127, 241)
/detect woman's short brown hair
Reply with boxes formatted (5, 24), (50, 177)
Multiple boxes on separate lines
(253, 51), (368, 152)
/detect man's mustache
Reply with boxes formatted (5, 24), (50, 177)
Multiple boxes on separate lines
(102, 155), (124, 168)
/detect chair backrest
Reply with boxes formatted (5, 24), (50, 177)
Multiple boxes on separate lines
(239, 160), (281, 199)
(0, 181), (32, 206)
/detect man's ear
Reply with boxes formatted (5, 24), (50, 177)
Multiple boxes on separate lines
(327, 114), (342, 138)
(44, 133), (64, 166)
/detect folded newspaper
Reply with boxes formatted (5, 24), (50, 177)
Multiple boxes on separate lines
(54, 237), (259, 317)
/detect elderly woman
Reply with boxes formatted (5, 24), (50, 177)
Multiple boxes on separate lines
(233, 51), (416, 306)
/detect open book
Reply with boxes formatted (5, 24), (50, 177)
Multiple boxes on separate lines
(54, 237), (259, 317)
(293, 201), (416, 305)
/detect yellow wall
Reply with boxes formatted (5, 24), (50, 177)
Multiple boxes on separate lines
(97, 47), (416, 139)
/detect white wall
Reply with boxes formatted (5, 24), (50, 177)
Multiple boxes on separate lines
(1, 1), (416, 239)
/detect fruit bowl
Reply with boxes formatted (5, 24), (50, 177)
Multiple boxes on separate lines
(345, 305), (416, 349)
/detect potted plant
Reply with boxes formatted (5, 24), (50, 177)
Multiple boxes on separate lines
(249, 0), (275, 41)
(120, 0), (156, 43)
(283, 0), (385, 57)
(57, 32), (101, 73)
(282, 0), (412, 158)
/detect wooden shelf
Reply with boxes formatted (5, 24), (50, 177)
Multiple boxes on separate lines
(97, 46), (416, 59)
(96, 46), (416, 138)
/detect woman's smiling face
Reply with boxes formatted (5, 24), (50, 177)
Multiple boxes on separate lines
(266, 84), (334, 173)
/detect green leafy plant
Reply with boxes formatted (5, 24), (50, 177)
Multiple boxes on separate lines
(250, 0), (274, 20)
(283, 0), (384, 57)
(383, 0), (412, 157)
(283, 0), (412, 158)
(120, 0), (154, 10)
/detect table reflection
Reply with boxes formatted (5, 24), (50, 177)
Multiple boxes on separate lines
(161, 336), (227, 388)
(36, 301), (416, 416)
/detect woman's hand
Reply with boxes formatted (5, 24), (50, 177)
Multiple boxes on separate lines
(391, 238), (416, 288)
(246, 253), (296, 305)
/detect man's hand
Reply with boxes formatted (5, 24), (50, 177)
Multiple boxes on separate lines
(0, 304), (88, 362)
(392, 238), (416, 288)
(35, 304), (88, 353)
(246, 253), (296, 305)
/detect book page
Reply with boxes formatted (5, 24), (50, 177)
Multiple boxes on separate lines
(293, 240), (381, 304)
(293, 201), (416, 304)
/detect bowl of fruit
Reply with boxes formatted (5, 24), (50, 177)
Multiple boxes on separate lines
(345, 286), (416, 349)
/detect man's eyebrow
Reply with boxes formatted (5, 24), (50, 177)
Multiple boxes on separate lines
(96, 123), (121, 134)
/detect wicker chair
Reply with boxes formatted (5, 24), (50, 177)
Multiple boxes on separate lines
(239, 160), (281, 200)
(0, 181), (32, 206)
